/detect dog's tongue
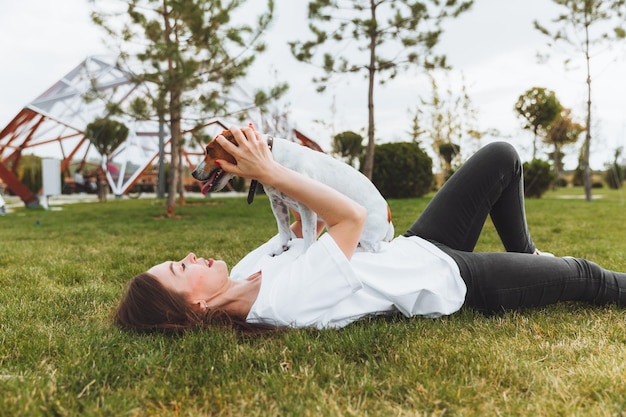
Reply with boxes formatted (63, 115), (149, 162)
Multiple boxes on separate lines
(201, 169), (222, 195)
(201, 181), (212, 195)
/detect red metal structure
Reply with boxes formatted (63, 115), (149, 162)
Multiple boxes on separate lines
(0, 57), (228, 206)
(0, 56), (325, 207)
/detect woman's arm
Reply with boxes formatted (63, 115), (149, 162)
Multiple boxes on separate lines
(215, 126), (366, 260)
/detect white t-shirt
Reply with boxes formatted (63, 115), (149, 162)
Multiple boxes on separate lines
(230, 234), (466, 329)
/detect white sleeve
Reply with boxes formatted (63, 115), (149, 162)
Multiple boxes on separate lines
(246, 234), (363, 328)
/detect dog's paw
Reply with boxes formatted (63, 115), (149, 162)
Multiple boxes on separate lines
(269, 244), (290, 257)
(358, 240), (381, 252)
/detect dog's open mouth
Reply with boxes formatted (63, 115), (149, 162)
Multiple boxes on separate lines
(201, 167), (224, 195)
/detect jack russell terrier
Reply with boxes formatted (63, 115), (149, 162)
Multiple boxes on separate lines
(192, 129), (394, 255)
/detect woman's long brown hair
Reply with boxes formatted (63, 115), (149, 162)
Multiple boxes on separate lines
(114, 273), (275, 334)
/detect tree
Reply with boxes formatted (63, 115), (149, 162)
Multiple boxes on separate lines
(331, 131), (364, 167)
(438, 142), (460, 180)
(85, 118), (130, 202)
(407, 107), (427, 144)
(605, 147), (624, 189)
(417, 71), (483, 176)
(535, 0), (626, 201)
(290, 0), (473, 179)
(545, 108), (585, 179)
(85, 118), (130, 159)
(91, 0), (284, 216)
(257, 79), (294, 140)
(514, 87), (562, 160)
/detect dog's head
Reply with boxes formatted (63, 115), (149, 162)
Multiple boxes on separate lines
(192, 130), (238, 195)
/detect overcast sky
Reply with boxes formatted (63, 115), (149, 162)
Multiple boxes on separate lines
(1, 0), (625, 169)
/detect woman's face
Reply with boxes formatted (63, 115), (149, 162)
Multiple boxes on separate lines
(148, 252), (229, 306)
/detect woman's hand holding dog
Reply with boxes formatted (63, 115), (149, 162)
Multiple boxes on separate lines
(215, 126), (276, 183)
(216, 125), (367, 260)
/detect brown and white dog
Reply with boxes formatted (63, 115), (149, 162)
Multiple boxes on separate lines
(192, 129), (394, 255)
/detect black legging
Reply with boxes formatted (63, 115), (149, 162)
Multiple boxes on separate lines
(404, 142), (626, 313)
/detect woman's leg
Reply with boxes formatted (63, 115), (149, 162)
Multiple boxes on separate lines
(435, 245), (626, 312)
(405, 142), (535, 253)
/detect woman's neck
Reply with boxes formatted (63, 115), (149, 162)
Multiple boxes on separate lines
(214, 272), (262, 319)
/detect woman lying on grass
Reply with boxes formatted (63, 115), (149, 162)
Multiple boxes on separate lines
(115, 126), (626, 333)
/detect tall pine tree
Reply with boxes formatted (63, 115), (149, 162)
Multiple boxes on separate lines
(535, 0), (626, 201)
(91, 0), (284, 216)
(290, 0), (473, 178)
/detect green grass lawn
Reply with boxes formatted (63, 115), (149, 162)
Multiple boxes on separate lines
(2, 188), (626, 416)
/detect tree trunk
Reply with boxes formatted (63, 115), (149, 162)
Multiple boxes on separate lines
(163, 0), (181, 217)
(167, 91), (181, 218)
(157, 116), (166, 199)
(362, 0), (377, 180)
(583, 16), (592, 202)
(177, 142), (185, 206)
(554, 143), (561, 179)
(97, 164), (107, 203)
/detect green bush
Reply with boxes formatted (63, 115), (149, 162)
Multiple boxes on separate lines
(556, 177), (568, 188)
(605, 163), (624, 189)
(572, 166), (586, 186)
(572, 166), (605, 189)
(369, 142), (433, 198)
(523, 159), (556, 198)
(17, 154), (43, 193)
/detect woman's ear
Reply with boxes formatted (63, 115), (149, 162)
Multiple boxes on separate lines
(192, 300), (208, 313)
